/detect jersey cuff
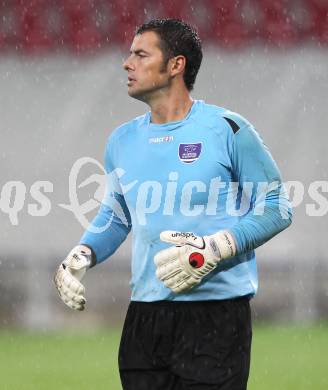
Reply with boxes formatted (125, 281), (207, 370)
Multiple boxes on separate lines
(79, 243), (97, 267)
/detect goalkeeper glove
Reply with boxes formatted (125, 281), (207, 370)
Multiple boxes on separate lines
(154, 230), (236, 293)
(54, 245), (94, 311)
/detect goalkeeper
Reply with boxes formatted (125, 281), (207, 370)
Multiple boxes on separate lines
(54, 18), (292, 390)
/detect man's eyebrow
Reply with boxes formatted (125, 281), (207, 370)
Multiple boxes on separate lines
(130, 49), (149, 55)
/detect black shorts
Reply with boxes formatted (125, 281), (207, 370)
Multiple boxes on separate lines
(119, 297), (252, 390)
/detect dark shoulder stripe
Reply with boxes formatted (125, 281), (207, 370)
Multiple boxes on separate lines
(223, 117), (240, 134)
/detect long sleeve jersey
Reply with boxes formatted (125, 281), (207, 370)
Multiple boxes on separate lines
(80, 100), (292, 301)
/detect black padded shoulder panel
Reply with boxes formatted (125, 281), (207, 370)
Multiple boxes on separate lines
(223, 117), (240, 134)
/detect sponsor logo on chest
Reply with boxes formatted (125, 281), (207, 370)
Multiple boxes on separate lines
(148, 135), (174, 144)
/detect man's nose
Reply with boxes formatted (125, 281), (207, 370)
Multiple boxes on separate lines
(123, 57), (134, 71)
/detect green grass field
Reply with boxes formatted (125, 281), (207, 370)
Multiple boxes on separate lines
(0, 325), (327, 389)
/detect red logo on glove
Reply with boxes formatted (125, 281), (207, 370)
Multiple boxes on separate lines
(189, 252), (204, 268)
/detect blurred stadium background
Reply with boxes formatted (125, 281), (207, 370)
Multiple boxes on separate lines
(0, 1), (328, 388)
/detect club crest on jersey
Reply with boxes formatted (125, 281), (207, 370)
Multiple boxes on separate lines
(178, 143), (202, 164)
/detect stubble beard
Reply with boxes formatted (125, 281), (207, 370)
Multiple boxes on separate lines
(127, 60), (171, 104)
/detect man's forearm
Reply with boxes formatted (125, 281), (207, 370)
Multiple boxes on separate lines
(229, 185), (292, 254)
(80, 203), (131, 264)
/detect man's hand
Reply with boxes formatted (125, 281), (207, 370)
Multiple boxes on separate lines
(154, 231), (236, 294)
(54, 245), (93, 311)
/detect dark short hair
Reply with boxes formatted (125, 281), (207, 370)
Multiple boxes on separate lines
(136, 18), (203, 91)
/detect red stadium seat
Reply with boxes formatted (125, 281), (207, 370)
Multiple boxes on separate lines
(258, 0), (299, 47)
(64, 0), (103, 53)
(309, 0), (328, 44)
(213, 0), (250, 48)
(19, 0), (55, 54)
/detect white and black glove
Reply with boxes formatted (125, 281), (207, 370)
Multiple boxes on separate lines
(154, 230), (236, 294)
(54, 245), (95, 311)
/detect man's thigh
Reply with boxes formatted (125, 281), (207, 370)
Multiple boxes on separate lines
(171, 298), (252, 389)
(118, 298), (252, 390)
(120, 369), (180, 390)
(118, 301), (178, 390)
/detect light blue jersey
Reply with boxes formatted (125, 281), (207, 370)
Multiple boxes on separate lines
(80, 100), (292, 301)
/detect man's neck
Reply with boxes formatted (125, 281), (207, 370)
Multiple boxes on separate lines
(148, 89), (193, 124)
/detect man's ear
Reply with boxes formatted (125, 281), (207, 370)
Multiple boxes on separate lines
(169, 55), (186, 77)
